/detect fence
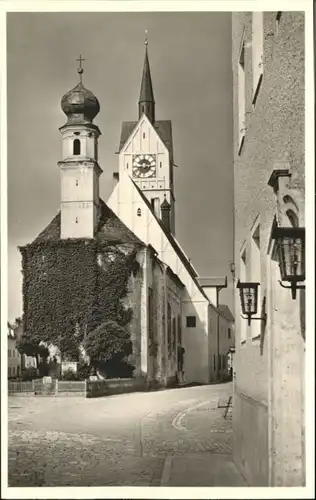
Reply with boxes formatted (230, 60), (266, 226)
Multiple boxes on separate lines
(8, 378), (145, 398)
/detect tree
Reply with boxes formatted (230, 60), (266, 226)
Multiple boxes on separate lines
(83, 320), (133, 377)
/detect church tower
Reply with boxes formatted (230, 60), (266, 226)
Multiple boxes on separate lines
(117, 34), (176, 234)
(58, 56), (102, 239)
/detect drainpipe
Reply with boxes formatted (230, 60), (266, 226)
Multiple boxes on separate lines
(216, 277), (227, 381)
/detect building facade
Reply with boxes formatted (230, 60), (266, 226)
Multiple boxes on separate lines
(232, 12), (305, 486)
(8, 330), (21, 378)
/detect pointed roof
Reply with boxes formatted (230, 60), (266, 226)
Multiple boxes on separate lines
(139, 46), (155, 105)
(119, 119), (173, 155)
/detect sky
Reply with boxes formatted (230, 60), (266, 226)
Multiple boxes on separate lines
(7, 11), (234, 321)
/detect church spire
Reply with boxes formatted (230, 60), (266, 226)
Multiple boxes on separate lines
(138, 31), (155, 123)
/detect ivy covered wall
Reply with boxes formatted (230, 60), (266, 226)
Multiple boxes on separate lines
(20, 238), (142, 365)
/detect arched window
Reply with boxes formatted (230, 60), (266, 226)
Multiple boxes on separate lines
(137, 208), (141, 217)
(73, 139), (81, 155)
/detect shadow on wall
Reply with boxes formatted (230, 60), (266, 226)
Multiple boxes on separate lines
(299, 289), (305, 341)
(182, 301), (208, 384)
(260, 296), (267, 356)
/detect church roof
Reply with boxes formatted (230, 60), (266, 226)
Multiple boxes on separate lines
(131, 180), (212, 303)
(30, 199), (144, 247)
(119, 120), (173, 154)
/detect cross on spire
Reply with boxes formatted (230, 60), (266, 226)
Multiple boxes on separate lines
(76, 54), (85, 83)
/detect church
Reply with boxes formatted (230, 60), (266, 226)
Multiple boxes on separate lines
(20, 39), (232, 386)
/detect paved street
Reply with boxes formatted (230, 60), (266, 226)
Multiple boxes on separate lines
(8, 382), (246, 487)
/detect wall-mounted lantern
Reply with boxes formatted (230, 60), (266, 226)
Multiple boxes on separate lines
(237, 280), (266, 326)
(271, 226), (305, 299)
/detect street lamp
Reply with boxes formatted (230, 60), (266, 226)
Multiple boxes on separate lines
(237, 280), (266, 326)
(271, 226), (305, 299)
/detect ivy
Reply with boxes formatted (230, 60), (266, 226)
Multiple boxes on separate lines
(20, 238), (141, 367)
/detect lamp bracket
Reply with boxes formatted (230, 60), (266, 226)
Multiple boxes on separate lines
(278, 280), (305, 290)
(278, 280), (305, 300)
(241, 314), (267, 322)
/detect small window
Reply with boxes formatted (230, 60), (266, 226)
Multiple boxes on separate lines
(73, 139), (81, 155)
(238, 39), (246, 154)
(213, 354), (216, 371)
(13, 350), (15, 357)
(126, 163), (129, 169)
(160, 162), (162, 168)
(76, 180), (79, 186)
(186, 316), (196, 328)
(252, 12), (264, 105)
(8, 367), (11, 376)
(12, 366), (15, 376)
(137, 208), (141, 217)
(75, 217), (78, 224)
(143, 132), (146, 139)
(228, 328), (232, 339)
(8, 349), (11, 358)
(142, 105), (145, 113)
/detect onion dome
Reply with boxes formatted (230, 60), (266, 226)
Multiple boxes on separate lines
(61, 55), (100, 124)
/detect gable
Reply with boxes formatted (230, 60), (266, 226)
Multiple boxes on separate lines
(119, 117), (173, 157)
(28, 199), (145, 247)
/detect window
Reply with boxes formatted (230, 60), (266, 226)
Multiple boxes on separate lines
(160, 162), (162, 168)
(186, 316), (196, 328)
(167, 303), (172, 353)
(12, 366), (15, 376)
(250, 222), (261, 339)
(143, 132), (146, 139)
(76, 180), (79, 186)
(228, 328), (231, 339)
(126, 163), (129, 169)
(219, 355), (222, 370)
(142, 105), (145, 113)
(13, 349), (15, 357)
(73, 139), (81, 155)
(240, 249), (247, 342)
(252, 12), (264, 105)
(8, 349), (11, 358)
(238, 38), (246, 154)
(8, 367), (11, 376)
(213, 354), (216, 371)
(75, 217), (78, 224)
(148, 288), (154, 341)
(137, 208), (141, 217)
(172, 317), (177, 351)
(177, 315), (182, 345)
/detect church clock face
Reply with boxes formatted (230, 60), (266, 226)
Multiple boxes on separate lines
(132, 154), (156, 178)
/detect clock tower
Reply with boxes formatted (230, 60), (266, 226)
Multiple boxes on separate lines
(117, 34), (176, 234)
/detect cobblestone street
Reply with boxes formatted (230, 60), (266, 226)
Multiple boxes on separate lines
(8, 382), (245, 487)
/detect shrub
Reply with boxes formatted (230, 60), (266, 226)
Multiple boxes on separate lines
(77, 363), (92, 380)
(61, 369), (79, 381)
(21, 367), (38, 381)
